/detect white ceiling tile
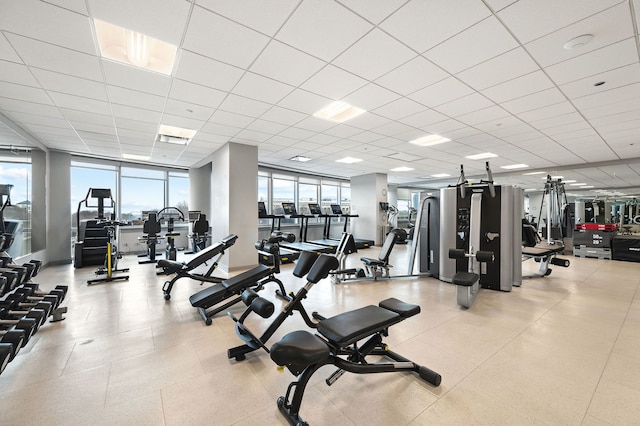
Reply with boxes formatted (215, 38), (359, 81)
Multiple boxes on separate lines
(524, 3), (634, 67)
(498, 0), (624, 44)
(457, 105), (510, 126)
(209, 109), (255, 128)
(421, 119), (466, 135)
(545, 38), (637, 85)
(375, 56), (449, 96)
(0, 82), (50, 105)
(259, 106), (307, 126)
(373, 98), (427, 121)
(581, 98), (640, 120)
(425, 16), (518, 74)
(333, 28), (416, 81)
(0, 0), (95, 54)
(541, 121), (592, 137)
(342, 83), (401, 111)
(196, 0), (298, 36)
(6, 33), (102, 81)
(88, 0), (191, 45)
(164, 99), (214, 121)
(0, 33), (21, 63)
(31, 68), (108, 100)
(337, 0), (406, 24)
(111, 104), (162, 123)
(370, 121), (414, 138)
(456, 48), (540, 91)
(218, 94), (271, 118)
(293, 117), (337, 133)
(345, 113), (392, 131)
(184, 6), (269, 68)
(277, 89), (332, 115)
(0, 61), (39, 87)
(381, 0), (491, 52)
(324, 124), (363, 138)
(398, 109), (448, 128)
(114, 117), (157, 132)
(107, 85), (165, 111)
(200, 122), (240, 138)
(44, 0), (88, 15)
(481, 71), (555, 104)
(571, 82), (640, 111)
(62, 109), (113, 126)
(102, 60), (171, 96)
(501, 88), (567, 115)
(250, 40), (326, 87)
(559, 63), (640, 100)
(279, 126), (316, 140)
(300, 65), (368, 100)
(484, 0), (517, 12)
(520, 102), (578, 123)
(234, 129), (272, 143)
(409, 77), (474, 108)
(243, 119), (288, 136)
(173, 51), (244, 92)
(160, 114), (205, 132)
(0, 98), (62, 117)
(528, 111), (584, 130)
(232, 72), (294, 104)
(169, 79), (226, 109)
(590, 109), (640, 127)
(436, 93), (494, 117)
(11, 112), (70, 129)
(346, 131), (385, 143)
(275, 1), (373, 62)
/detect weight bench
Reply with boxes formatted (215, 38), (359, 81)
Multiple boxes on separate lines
(159, 234), (237, 300)
(521, 223), (570, 278)
(189, 262), (287, 326)
(359, 231), (397, 279)
(270, 297), (441, 425)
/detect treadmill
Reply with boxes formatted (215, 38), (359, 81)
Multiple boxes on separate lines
(258, 202), (299, 264)
(330, 204), (374, 249)
(305, 203), (341, 251)
(277, 202), (334, 254)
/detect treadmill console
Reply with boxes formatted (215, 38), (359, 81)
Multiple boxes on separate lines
(281, 202), (297, 216)
(258, 201), (268, 217)
(308, 203), (322, 215)
(330, 204), (343, 215)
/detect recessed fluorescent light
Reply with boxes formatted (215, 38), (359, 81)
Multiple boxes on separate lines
(500, 164), (529, 170)
(157, 125), (197, 145)
(93, 19), (177, 75)
(523, 171), (545, 175)
(336, 156), (363, 164)
(431, 173), (451, 178)
(122, 153), (150, 161)
(409, 134), (451, 147)
(570, 183), (587, 186)
(289, 155), (311, 162)
(563, 180), (577, 183)
(524, 188), (537, 192)
(465, 152), (497, 160)
(313, 101), (365, 123)
(551, 176), (564, 179)
(390, 166), (414, 172)
(581, 186), (595, 189)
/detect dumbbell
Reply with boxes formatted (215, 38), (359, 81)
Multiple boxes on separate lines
(0, 270), (19, 294)
(29, 260), (42, 277)
(4, 293), (55, 317)
(0, 304), (47, 328)
(0, 343), (13, 374)
(10, 287), (61, 309)
(0, 265), (27, 287)
(21, 283), (68, 303)
(0, 328), (27, 361)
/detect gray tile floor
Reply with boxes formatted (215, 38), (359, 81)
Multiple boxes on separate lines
(0, 245), (638, 425)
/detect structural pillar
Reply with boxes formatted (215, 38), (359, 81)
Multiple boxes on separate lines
(350, 173), (388, 245)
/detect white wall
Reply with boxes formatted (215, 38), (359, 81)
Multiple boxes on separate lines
(351, 173), (387, 245)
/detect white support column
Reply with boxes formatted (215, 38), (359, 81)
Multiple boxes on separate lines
(350, 173), (388, 245)
(189, 163), (211, 218)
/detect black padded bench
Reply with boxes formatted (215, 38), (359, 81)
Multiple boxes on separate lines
(189, 263), (286, 325)
(159, 234), (237, 299)
(270, 297), (440, 425)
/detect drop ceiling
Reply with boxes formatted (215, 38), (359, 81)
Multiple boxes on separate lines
(1, 0), (640, 198)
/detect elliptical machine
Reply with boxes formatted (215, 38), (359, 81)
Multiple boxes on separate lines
(157, 207), (185, 261)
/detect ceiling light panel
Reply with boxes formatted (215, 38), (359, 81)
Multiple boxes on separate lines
(500, 163), (529, 169)
(409, 134), (451, 147)
(465, 152), (497, 160)
(94, 19), (178, 75)
(390, 166), (414, 172)
(336, 156), (363, 164)
(313, 101), (366, 123)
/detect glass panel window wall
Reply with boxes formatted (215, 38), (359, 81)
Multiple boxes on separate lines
(0, 151), (32, 258)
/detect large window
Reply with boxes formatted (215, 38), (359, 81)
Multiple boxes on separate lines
(70, 160), (188, 246)
(257, 168), (350, 227)
(0, 152), (32, 258)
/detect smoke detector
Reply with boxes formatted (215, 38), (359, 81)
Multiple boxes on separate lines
(563, 34), (593, 50)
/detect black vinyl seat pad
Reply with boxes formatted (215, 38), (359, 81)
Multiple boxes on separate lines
(189, 264), (273, 308)
(158, 240), (228, 273)
(317, 305), (401, 348)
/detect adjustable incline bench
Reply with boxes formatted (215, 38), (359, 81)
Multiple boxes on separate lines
(158, 234), (237, 300)
(189, 241), (289, 325)
(266, 257), (441, 425)
(521, 221), (570, 278)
